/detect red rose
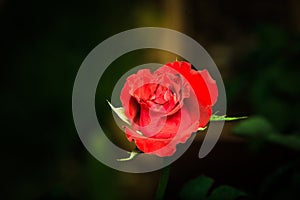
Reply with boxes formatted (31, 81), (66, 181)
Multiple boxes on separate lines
(120, 61), (218, 156)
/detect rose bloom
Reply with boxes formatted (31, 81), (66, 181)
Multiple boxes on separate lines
(120, 61), (218, 156)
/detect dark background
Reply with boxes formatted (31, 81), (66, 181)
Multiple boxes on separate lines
(2, 0), (300, 199)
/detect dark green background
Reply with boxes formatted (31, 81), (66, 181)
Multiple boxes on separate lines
(2, 0), (300, 199)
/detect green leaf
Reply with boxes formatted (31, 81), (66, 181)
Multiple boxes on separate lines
(233, 116), (300, 151)
(210, 115), (247, 122)
(107, 100), (130, 125)
(180, 175), (214, 200)
(232, 116), (276, 139)
(207, 185), (247, 200)
(180, 175), (247, 200)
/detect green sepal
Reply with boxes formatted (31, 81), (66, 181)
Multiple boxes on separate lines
(117, 151), (139, 162)
(210, 114), (247, 122)
(107, 100), (130, 125)
(197, 126), (207, 132)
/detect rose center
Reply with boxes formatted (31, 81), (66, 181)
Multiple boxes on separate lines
(133, 83), (178, 113)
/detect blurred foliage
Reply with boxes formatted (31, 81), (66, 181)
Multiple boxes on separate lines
(227, 23), (300, 199)
(228, 24), (300, 133)
(180, 175), (246, 200)
(258, 161), (300, 200)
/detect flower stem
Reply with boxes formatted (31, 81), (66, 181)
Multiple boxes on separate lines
(155, 165), (171, 200)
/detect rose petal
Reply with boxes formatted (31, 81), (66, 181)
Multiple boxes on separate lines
(120, 69), (154, 124)
(162, 61), (218, 127)
(165, 61), (218, 107)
